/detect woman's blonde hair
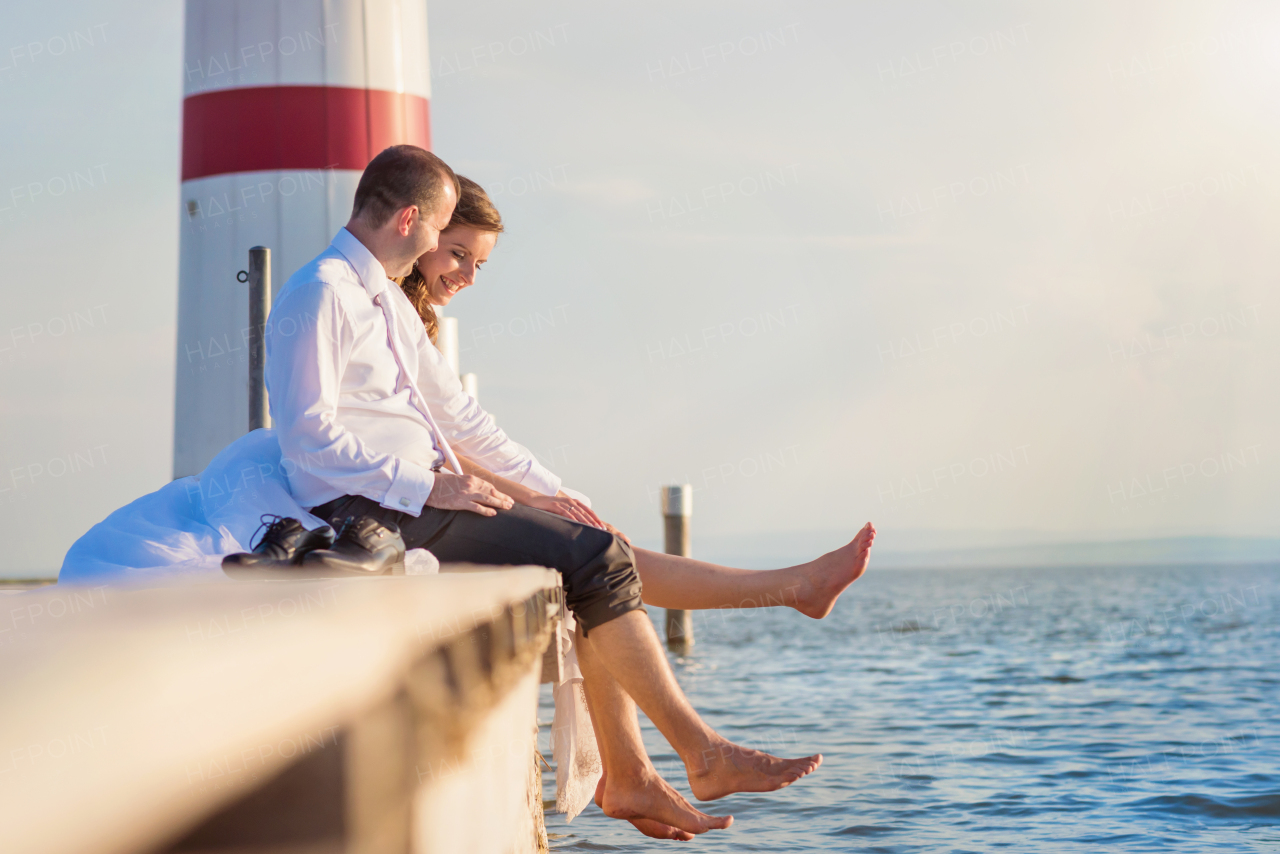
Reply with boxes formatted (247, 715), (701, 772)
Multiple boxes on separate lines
(398, 175), (504, 343)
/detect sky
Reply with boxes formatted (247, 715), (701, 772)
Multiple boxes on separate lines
(3, 0), (1280, 577)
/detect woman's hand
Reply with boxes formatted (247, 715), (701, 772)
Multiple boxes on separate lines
(602, 522), (631, 546)
(526, 493), (605, 529)
(451, 454), (624, 538)
(524, 492), (630, 543)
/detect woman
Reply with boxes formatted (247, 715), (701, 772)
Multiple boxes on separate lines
(394, 177), (877, 840)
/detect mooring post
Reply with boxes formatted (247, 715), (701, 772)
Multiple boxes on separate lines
(247, 246), (272, 431)
(661, 484), (694, 649)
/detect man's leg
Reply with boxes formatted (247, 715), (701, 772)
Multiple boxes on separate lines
(575, 623), (712, 840)
(580, 609), (820, 802)
(632, 522), (876, 619)
(313, 497), (823, 804)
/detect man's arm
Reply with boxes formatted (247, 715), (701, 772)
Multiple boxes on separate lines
(268, 283), (514, 517)
(266, 282), (440, 513)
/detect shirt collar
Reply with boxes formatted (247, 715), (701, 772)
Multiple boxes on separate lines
(331, 227), (393, 300)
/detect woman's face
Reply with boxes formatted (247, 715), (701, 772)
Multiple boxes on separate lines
(414, 225), (498, 307)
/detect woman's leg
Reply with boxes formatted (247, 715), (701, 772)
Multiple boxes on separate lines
(634, 522), (876, 619)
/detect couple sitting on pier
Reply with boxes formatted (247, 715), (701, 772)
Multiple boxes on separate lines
(258, 145), (876, 838)
(69, 145), (876, 840)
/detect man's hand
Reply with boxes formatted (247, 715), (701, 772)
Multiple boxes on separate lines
(426, 472), (514, 516)
(527, 494), (605, 529)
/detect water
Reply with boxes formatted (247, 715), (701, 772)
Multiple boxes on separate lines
(540, 564), (1279, 852)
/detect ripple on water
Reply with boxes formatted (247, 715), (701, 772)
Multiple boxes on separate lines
(832, 824), (900, 836)
(1126, 793), (1280, 820)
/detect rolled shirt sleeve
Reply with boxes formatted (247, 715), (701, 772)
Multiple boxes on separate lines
(265, 282), (438, 515)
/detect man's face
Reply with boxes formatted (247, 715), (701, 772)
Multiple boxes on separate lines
(411, 180), (458, 259)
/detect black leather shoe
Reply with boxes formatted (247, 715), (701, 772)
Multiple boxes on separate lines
(222, 515), (335, 578)
(300, 515), (406, 576)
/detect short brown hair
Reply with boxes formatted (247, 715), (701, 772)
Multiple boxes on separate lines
(398, 176), (503, 343)
(351, 145), (460, 228)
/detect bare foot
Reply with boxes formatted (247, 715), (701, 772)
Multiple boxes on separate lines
(600, 766), (732, 835)
(595, 771), (696, 841)
(688, 741), (823, 801)
(793, 522), (876, 619)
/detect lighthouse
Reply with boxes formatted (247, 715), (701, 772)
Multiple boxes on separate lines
(174, 0), (433, 477)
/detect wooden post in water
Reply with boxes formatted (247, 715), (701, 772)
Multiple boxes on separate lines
(661, 484), (694, 649)
(247, 246), (271, 431)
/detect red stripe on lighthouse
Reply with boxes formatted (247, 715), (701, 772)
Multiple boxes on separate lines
(181, 85), (431, 181)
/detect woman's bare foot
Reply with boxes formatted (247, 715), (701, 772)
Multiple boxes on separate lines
(595, 770), (696, 841)
(600, 766), (732, 835)
(631, 821), (696, 842)
(793, 522), (876, 619)
(688, 741), (823, 801)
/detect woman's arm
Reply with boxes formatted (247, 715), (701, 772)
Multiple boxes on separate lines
(456, 453), (610, 531)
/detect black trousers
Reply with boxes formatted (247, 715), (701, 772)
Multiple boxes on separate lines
(310, 495), (644, 633)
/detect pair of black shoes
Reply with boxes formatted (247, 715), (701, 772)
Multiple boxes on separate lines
(222, 514), (406, 579)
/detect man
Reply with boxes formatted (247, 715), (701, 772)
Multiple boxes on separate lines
(264, 145), (828, 836)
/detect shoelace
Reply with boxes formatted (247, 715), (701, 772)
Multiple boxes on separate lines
(333, 516), (357, 542)
(249, 514), (291, 550)
(332, 516), (389, 546)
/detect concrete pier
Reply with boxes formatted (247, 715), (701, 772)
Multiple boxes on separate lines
(0, 568), (562, 854)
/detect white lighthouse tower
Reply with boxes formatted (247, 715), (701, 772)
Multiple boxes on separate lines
(174, 0), (433, 477)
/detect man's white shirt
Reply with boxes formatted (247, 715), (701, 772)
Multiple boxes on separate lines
(265, 228), (562, 515)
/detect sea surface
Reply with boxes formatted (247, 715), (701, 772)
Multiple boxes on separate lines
(539, 563), (1278, 852)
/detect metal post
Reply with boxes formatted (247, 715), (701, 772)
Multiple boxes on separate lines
(460, 372), (478, 400)
(248, 246), (271, 431)
(661, 484), (694, 650)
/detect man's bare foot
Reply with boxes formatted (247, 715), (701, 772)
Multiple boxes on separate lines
(793, 522), (876, 619)
(595, 770), (696, 841)
(600, 766), (732, 835)
(688, 741), (823, 801)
